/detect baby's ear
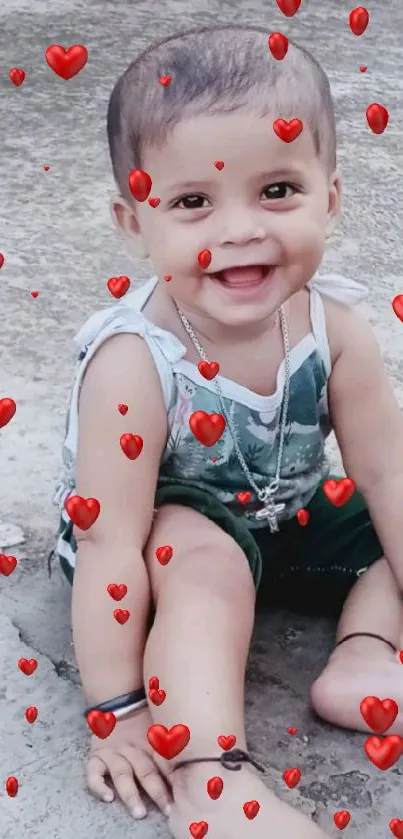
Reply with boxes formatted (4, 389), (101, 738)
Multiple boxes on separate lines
(109, 193), (150, 260)
(325, 170), (342, 239)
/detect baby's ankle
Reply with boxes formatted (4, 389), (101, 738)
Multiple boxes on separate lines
(172, 758), (259, 802)
(172, 759), (224, 790)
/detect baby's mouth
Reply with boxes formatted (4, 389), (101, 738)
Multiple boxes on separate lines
(210, 265), (273, 288)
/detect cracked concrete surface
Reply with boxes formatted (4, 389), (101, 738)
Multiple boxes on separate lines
(1, 0), (403, 836)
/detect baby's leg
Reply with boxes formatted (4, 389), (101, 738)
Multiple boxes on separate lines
(143, 504), (330, 838)
(311, 557), (403, 732)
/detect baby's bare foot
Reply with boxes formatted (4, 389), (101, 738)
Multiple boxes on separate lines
(311, 637), (403, 734)
(168, 760), (330, 839)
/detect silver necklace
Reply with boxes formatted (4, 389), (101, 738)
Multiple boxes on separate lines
(174, 303), (291, 533)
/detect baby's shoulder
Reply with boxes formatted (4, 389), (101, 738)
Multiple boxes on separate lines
(321, 295), (371, 367)
(73, 280), (188, 411)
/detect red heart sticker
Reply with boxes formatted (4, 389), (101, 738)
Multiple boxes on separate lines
(323, 477), (355, 507)
(147, 724), (191, 759)
(18, 658), (38, 676)
(65, 495), (100, 530)
(273, 119), (303, 143)
(392, 296), (403, 323)
(390, 819), (403, 838)
(243, 800), (260, 819)
(283, 767), (301, 788)
(164, 274), (172, 282)
(107, 275), (131, 298)
(287, 726), (297, 735)
(296, 508), (309, 526)
(364, 734), (403, 770)
(25, 706), (38, 724)
(399, 651), (403, 664)
(86, 709), (116, 739)
(349, 7), (369, 36)
(120, 433), (143, 460)
(107, 583), (128, 601)
(9, 67), (25, 86)
(189, 822), (208, 839)
(276, 0), (301, 16)
(198, 249), (212, 270)
(148, 197), (161, 208)
(0, 397), (16, 428)
(366, 104), (389, 135)
(31, 290), (39, 298)
(359, 65), (368, 72)
(149, 676), (160, 690)
(0, 553), (17, 576)
(6, 776), (19, 797)
(360, 696), (398, 734)
(217, 734), (236, 751)
(236, 491), (251, 505)
(214, 160), (224, 170)
(156, 545), (173, 565)
(268, 33), (289, 60)
(0, 253), (4, 268)
(207, 776), (224, 799)
(113, 608), (130, 625)
(198, 361), (219, 380)
(189, 411), (226, 447)
(45, 44), (88, 79)
(159, 75), (172, 87)
(333, 810), (351, 830)
(149, 688), (166, 706)
(118, 403), (128, 415)
(128, 169), (152, 202)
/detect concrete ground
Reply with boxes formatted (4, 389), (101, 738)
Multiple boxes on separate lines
(1, 0), (403, 836)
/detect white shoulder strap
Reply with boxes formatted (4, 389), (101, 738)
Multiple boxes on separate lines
(307, 272), (368, 305)
(73, 276), (158, 351)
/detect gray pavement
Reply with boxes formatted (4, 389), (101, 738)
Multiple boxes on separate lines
(1, 0), (403, 836)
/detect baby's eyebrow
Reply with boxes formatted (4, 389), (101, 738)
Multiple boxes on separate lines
(259, 166), (307, 180)
(162, 165), (308, 196)
(164, 166), (307, 193)
(164, 180), (215, 192)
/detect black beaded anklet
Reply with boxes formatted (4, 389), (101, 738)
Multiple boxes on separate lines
(174, 748), (266, 774)
(335, 632), (397, 653)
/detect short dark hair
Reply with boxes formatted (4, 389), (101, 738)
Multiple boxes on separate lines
(107, 24), (337, 204)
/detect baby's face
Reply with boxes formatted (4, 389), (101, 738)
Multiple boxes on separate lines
(131, 110), (341, 329)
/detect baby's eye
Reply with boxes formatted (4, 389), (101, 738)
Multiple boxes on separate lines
(174, 194), (210, 210)
(261, 182), (298, 200)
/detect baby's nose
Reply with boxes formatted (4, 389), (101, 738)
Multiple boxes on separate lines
(218, 209), (266, 246)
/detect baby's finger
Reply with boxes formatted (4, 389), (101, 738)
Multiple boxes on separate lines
(86, 753), (114, 802)
(124, 748), (172, 816)
(107, 754), (146, 818)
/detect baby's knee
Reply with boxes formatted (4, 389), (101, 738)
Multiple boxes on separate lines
(145, 503), (255, 603)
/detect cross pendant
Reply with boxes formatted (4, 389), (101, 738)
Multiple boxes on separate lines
(254, 501), (286, 533)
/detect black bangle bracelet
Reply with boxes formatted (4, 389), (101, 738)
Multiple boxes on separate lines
(84, 687), (147, 718)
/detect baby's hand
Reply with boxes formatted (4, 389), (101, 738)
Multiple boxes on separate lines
(86, 706), (172, 819)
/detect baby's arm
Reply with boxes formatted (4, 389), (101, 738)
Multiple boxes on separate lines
(326, 301), (403, 590)
(71, 332), (168, 705)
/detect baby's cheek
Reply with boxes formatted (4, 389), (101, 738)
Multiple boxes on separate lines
(289, 217), (326, 254)
(150, 224), (200, 271)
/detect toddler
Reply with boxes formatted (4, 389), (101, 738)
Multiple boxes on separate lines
(53, 24), (403, 838)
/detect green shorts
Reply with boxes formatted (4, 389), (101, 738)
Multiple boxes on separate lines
(59, 474), (384, 616)
(153, 475), (384, 616)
